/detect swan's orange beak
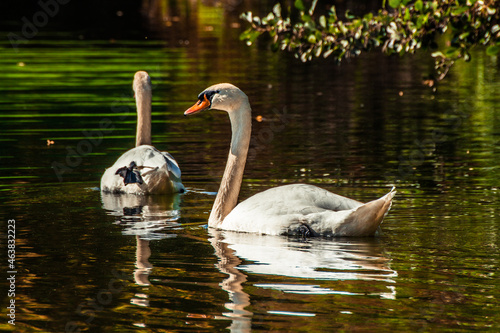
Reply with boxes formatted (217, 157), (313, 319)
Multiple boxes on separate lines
(184, 94), (211, 116)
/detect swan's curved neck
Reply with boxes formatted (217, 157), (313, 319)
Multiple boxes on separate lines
(209, 101), (252, 227)
(135, 89), (152, 147)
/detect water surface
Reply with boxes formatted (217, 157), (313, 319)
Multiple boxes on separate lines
(0, 2), (499, 332)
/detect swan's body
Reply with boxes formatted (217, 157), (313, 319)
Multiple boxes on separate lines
(101, 71), (184, 194)
(184, 83), (394, 237)
(222, 184), (394, 236)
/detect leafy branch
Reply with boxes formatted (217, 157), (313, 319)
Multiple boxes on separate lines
(240, 0), (500, 81)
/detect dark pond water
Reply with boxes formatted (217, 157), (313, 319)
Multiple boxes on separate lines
(1, 1), (499, 332)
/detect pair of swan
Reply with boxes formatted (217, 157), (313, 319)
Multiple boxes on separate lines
(101, 72), (395, 237)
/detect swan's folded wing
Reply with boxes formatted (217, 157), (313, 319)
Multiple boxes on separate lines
(161, 151), (182, 180)
(222, 185), (394, 236)
(277, 184), (363, 211)
(101, 145), (183, 194)
(114, 165), (144, 185)
(138, 148), (181, 179)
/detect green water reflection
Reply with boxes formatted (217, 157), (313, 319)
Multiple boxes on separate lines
(0, 1), (499, 332)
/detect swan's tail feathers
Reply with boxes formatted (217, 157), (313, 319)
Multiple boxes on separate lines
(115, 161), (145, 186)
(335, 188), (396, 236)
(384, 187), (397, 215)
(389, 186), (397, 197)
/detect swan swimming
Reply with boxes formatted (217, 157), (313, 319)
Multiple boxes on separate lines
(101, 71), (184, 194)
(184, 83), (395, 236)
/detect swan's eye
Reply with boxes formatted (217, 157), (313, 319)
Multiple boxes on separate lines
(204, 90), (220, 103)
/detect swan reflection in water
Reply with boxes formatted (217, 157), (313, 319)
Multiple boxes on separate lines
(101, 192), (182, 309)
(101, 193), (182, 240)
(210, 230), (398, 332)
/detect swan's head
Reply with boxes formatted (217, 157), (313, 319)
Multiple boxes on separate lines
(133, 71), (152, 96)
(184, 83), (248, 116)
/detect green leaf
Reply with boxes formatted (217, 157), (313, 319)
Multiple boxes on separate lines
(266, 12), (275, 22)
(302, 14), (312, 23)
(486, 7), (496, 15)
(304, 19), (316, 31)
(459, 32), (469, 40)
(451, 6), (468, 16)
(294, 0), (305, 12)
(345, 10), (355, 20)
(249, 30), (261, 42)
(415, 0), (423, 12)
(240, 29), (261, 45)
(388, 0), (401, 9)
(314, 44), (323, 57)
(273, 3), (281, 17)
(416, 15), (424, 29)
(444, 47), (459, 57)
(239, 29), (252, 41)
(404, 8), (411, 21)
(486, 45), (500, 56)
(240, 12), (252, 23)
(323, 48), (335, 58)
(308, 34), (317, 44)
(329, 6), (338, 20)
(338, 21), (347, 34)
(431, 51), (445, 58)
(309, 0), (318, 16)
(319, 15), (327, 28)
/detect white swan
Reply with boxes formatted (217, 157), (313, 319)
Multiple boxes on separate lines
(184, 83), (395, 236)
(101, 71), (184, 194)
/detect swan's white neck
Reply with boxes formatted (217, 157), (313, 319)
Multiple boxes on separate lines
(209, 101), (252, 227)
(135, 89), (152, 147)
